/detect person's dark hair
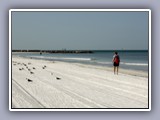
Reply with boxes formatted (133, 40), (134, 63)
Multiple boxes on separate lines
(115, 51), (118, 55)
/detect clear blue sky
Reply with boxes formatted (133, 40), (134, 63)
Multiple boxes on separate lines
(12, 11), (149, 50)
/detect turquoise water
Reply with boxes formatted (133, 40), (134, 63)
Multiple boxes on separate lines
(12, 50), (148, 72)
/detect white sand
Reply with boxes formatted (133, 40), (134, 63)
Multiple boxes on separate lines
(11, 56), (148, 109)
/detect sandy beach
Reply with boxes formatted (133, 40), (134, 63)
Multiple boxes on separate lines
(11, 56), (148, 109)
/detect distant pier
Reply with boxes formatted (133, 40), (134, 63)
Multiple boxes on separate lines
(12, 50), (93, 54)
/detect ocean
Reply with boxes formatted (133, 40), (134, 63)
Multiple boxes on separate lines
(12, 50), (148, 72)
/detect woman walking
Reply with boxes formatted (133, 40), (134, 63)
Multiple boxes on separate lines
(112, 52), (120, 75)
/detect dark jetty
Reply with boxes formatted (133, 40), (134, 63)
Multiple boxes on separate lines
(12, 50), (93, 54)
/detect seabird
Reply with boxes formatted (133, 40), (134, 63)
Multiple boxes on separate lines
(30, 72), (34, 74)
(26, 78), (33, 82)
(42, 65), (46, 69)
(56, 77), (61, 80)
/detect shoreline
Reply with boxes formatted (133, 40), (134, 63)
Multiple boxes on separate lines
(12, 51), (148, 74)
(13, 55), (148, 78)
(70, 62), (148, 78)
(11, 56), (148, 108)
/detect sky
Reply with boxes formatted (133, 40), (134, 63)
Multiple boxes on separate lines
(12, 10), (149, 50)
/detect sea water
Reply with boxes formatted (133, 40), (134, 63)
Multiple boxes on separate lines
(12, 50), (148, 72)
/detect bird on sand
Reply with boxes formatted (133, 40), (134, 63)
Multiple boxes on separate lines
(56, 77), (61, 80)
(26, 78), (33, 82)
(30, 72), (34, 74)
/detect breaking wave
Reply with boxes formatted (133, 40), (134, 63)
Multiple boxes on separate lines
(120, 62), (148, 66)
(28, 56), (92, 61)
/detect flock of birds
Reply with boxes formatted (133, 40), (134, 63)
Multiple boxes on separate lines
(13, 61), (61, 82)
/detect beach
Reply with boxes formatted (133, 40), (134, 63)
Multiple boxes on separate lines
(11, 56), (148, 109)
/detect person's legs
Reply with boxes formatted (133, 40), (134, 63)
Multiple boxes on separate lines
(117, 66), (119, 75)
(113, 63), (115, 74)
(114, 66), (116, 74)
(114, 63), (119, 75)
